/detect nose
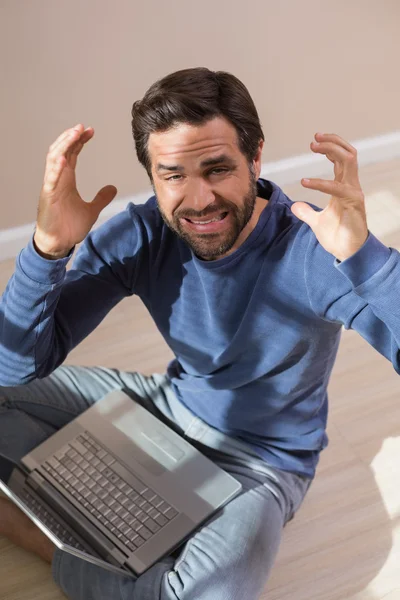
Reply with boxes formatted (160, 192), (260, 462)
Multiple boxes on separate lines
(185, 178), (216, 212)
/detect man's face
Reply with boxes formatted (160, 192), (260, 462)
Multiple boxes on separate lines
(148, 117), (263, 261)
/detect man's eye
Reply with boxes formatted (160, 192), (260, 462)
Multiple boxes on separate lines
(166, 168), (228, 182)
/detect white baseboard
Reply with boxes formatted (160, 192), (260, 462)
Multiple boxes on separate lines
(1, 130), (400, 262)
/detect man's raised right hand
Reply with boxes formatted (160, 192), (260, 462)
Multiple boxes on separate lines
(33, 123), (118, 259)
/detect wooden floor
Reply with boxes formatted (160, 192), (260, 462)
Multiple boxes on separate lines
(1, 159), (400, 599)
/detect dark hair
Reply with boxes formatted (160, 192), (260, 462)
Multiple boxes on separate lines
(131, 67), (264, 182)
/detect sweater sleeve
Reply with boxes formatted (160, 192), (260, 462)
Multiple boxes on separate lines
(0, 205), (143, 386)
(304, 228), (400, 374)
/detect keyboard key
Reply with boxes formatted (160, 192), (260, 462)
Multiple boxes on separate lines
(146, 518), (160, 534)
(127, 517), (139, 528)
(148, 508), (160, 520)
(157, 501), (171, 514)
(127, 542), (137, 551)
(150, 495), (163, 508)
(127, 492), (139, 503)
(155, 514), (168, 527)
(134, 534), (145, 547)
(137, 525), (152, 540)
(165, 507), (178, 520)
(137, 511), (148, 524)
(142, 489), (156, 502)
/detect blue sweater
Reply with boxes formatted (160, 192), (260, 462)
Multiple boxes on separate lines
(1, 178), (398, 478)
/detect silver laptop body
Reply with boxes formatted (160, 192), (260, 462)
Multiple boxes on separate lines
(0, 389), (242, 577)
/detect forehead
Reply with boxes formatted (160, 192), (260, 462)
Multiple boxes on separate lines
(148, 117), (241, 165)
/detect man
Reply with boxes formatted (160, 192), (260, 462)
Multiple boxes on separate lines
(0, 66), (398, 600)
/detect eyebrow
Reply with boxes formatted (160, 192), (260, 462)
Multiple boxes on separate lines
(156, 154), (237, 173)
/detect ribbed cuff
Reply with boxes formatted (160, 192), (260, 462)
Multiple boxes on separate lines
(18, 235), (74, 285)
(334, 231), (391, 287)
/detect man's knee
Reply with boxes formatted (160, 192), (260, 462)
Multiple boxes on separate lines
(164, 508), (284, 600)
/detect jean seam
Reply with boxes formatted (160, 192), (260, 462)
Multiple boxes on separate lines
(2, 394), (80, 418)
(17, 408), (53, 437)
(51, 548), (63, 586)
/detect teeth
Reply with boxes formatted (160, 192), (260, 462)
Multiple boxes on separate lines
(190, 214), (225, 224)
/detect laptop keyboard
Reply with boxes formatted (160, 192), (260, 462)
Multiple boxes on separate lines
(20, 488), (86, 551)
(42, 431), (179, 553)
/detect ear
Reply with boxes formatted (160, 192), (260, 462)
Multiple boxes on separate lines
(253, 138), (264, 179)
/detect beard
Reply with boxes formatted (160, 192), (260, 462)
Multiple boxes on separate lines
(155, 165), (259, 260)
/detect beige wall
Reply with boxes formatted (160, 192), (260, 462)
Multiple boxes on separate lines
(0, 0), (399, 229)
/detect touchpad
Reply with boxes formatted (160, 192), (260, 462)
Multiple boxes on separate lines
(87, 391), (188, 476)
(140, 430), (185, 463)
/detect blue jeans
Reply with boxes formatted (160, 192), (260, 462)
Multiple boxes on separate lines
(0, 365), (313, 600)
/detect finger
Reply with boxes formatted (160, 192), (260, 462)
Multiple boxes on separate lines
(311, 141), (360, 186)
(314, 132), (357, 154)
(48, 123), (84, 154)
(310, 141), (351, 164)
(68, 128), (94, 168)
(70, 127), (93, 153)
(301, 178), (357, 198)
(50, 124), (86, 160)
(42, 153), (67, 194)
(45, 126), (91, 186)
(90, 185), (118, 217)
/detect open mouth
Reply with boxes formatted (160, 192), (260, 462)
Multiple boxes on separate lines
(181, 211), (230, 233)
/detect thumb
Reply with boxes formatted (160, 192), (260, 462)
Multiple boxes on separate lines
(90, 185), (118, 216)
(291, 202), (318, 229)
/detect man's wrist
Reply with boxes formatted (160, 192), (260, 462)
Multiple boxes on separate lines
(33, 234), (72, 260)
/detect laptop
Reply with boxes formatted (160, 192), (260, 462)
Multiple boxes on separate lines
(0, 389), (242, 578)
